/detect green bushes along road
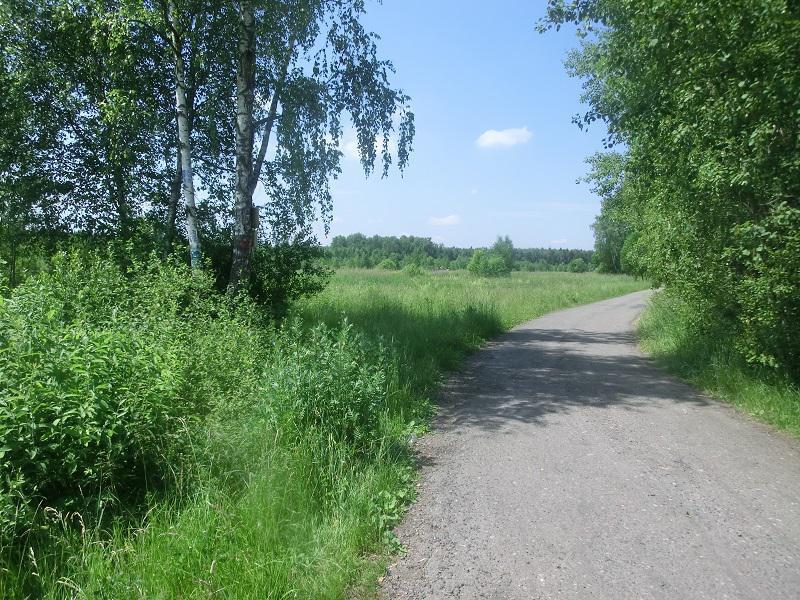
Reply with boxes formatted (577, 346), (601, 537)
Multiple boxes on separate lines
(0, 258), (647, 598)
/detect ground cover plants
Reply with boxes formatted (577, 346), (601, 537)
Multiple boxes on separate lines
(0, 258), (647, 598)
(639, 292), (800, 438)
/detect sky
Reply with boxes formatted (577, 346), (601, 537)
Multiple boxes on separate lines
(316, 0), (608, 250)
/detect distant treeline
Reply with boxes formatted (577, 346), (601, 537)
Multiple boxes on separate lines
(324, 234), (594, 271)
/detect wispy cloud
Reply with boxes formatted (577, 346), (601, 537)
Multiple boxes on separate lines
(550, 238), (568, 245)
(341, 138), (359, 161)
(340, 129), (397, 161)
(476, 126), (532, 149)
(428, 214), (461, 227)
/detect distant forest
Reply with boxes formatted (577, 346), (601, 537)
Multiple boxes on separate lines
(324, 234), (594, 271)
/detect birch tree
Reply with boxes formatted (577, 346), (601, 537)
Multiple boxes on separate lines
(163, 0), (203, 267)
(228, 0), (415, 290)
(1, 0), (169, 245)
(128, 0), (237, 264)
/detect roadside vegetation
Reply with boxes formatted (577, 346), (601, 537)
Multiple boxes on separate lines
(0, 259), (647, 597)
(543, 1), (799, 423)
(639, 293), (800, 437)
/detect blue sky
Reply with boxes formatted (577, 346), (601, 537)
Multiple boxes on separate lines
(320, 0), (606, 250)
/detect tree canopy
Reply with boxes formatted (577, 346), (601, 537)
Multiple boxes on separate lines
(0, 0), (414, 304)
(325, 233), (594, 272)
(542, 0), (800, 377)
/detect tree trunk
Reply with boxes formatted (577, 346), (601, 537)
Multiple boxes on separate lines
(112, 162), (130, 239)
(229, 0), (257, 290)
(163, 144), (181, 256)
(168, 0), (202, 269)
(8, 228), (17, 289)
(229, 27), (296, 291)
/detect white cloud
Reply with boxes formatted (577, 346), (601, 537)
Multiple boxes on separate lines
(428, 214), (461, 227)
(470, 188), (479, 195)
(550, 238), (568, 245)
(341, 138), (360, 160)
(340, 129), (397, 161)
(476, 126), (533, 149)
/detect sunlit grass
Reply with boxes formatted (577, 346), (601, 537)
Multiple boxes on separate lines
(639, 292), (800, 437)
(4, 269), (648, 599)
(298, 269), (649, 372)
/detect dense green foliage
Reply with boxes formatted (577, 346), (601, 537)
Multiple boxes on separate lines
(0, 0), (412, 300)
(0, 261), (646, 597)
(0, 254), (263, 547)
(0, 255), (415, 597)
(466, 236), (515, 277)
(542, 0), (800, 379)
(583, 152), (629, 274)
(326, 233), (594, 271)
(467, 249), (510, 277)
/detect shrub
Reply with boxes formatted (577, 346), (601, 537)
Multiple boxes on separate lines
(491, 236), (515, 273)
(377, 258), (399, 270)
(402, 263), (425, 276)
(248, 242), (331, 318)
(0, 252), (266, 546)
(468, 249), (511, 277)
(450, 256), (470, 270)
(728, 202), (800, 378)
(568, 257), (588, 273)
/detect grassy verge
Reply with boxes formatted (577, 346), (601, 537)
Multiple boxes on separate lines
(1, 265), (647, 598)
(639, 292), (800, 437)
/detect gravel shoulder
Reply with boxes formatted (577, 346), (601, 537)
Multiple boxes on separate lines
(382, 290), (800, 600)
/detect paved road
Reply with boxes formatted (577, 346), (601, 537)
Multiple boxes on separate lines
(382, 291), (800, 600)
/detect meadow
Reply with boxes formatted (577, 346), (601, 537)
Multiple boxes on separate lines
(0, 260), (647, 598)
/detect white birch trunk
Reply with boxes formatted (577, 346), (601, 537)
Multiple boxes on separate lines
(168, 0), (202, 269)
(230, 0), (256, 289)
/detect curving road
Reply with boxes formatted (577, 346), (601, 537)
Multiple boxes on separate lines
(382, 290), (800, 600)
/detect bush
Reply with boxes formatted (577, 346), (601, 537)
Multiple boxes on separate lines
(728, 202), (800, 378)
(450, 256), (470, 270)
(568, 257), (589, 273)
(491, 236), (515, 273)
(468, 249), (511, 277)
(377, 258), (399, 270)
(0, 252), (266, 546)
(249, 242), (331, 318)
(402, 263), (425, 276)
(0, 251), (410, 595)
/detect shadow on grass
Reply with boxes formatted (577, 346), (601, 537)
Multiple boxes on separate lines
(300, 299), (506, 375)
(639, 292), (800, 437)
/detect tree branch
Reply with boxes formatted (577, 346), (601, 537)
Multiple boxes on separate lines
(249, 36), (296, 195)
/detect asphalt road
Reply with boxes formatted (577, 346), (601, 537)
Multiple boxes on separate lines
(382, 290), (800, 600)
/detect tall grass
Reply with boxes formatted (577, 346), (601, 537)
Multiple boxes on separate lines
(639, 292), (800, 437)
(1, 263), (647, 598)
(298, 269), (649, 373)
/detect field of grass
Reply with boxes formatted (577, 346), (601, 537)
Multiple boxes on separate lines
(1, 265), (647, 598)
(298, 269), (651, 379)
(639, 292), (800, 437)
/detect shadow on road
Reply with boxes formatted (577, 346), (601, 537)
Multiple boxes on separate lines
(437, 326), (710, 433)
